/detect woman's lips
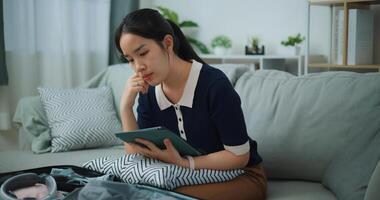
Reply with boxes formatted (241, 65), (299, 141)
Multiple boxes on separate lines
(143, 73), (153, 81)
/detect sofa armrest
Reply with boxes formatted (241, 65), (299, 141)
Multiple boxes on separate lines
(13, 64), (131, 153)
(13, 96), (51, 153)
(364, 160), (380, 200)
(13, 68), (112, 152)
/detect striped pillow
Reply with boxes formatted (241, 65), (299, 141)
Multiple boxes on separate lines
(38, 86), (122, 152)
(83, 154), (244, 190)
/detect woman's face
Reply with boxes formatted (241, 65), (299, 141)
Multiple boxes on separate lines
(119, 33), (171, 86)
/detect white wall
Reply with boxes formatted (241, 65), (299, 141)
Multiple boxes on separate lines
(140, 0), (380, 64)
(140, 0), (331, 56)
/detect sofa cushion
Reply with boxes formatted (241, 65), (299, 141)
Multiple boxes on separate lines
(267, 180), (336, 200)
(364, 161), (380, 200)
(38, 86), (122, 152)
(81, 63), (133, 120)
(322, 130), (380, 200)
(234, 70), (380, 181)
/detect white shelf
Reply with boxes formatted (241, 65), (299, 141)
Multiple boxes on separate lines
(201, 54), (302, 59)
(306, 0), (379, 73)
(201, 54), (304, 76)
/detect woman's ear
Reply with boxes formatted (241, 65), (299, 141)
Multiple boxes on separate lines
(163, 34), (174, 52)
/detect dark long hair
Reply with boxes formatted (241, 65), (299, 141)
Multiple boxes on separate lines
(115, 8), (205, 64)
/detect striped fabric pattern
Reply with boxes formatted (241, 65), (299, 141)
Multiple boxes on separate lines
(38, 86), (122, 152)
(83, 154), (244, 190)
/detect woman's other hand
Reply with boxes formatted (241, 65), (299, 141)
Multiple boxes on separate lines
(128, 138), (188, 167)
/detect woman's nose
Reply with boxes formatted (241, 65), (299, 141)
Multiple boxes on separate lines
(135, 62), (146, 72)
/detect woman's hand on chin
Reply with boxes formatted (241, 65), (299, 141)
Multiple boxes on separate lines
(120, 73), (149, 109)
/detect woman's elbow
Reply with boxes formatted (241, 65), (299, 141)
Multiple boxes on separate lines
(239, 152), (250, 167)
(230, 152), (250, 168)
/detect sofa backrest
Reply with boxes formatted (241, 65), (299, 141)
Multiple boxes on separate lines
(234, 70), (380, 183)
(82, 63), (134, 120)
(14, 63), (250, 152)
(87, 63), (251, 119)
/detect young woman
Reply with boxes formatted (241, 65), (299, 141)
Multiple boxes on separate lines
(115, 8), (267, 200)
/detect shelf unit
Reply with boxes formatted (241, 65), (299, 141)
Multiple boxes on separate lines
(201, 54), (304, 76)
(305, 0), (380, 73)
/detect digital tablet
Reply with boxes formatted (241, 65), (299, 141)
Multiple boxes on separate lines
(115, 126), (202, 156)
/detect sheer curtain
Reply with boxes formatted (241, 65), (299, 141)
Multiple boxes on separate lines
(3, 0), (111, 116)
(0, 0), (7, 86)
(108, 0), (139, 64)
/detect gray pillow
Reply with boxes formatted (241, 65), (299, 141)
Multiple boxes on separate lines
(13, 96), (52, 153)
(38, 86), (122, 152)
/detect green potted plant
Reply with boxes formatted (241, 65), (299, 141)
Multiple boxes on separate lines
(281, 33), (305, 55)
(211, 35), (232, 55)
(157, 6), (210, 54)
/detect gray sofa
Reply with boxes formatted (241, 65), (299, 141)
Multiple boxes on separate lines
(1, 63), (379, 200)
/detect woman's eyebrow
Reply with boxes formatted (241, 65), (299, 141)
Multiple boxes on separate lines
(134, 44), (146, 53)
(124, 44), (146, 58)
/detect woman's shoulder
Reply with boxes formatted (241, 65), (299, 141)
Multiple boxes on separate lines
(198, 64), (236, 96)
(200, 64), (229, 82)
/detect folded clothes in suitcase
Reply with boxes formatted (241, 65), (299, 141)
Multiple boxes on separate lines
(0, 165), (197, 200)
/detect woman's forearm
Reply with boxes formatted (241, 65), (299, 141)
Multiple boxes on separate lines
(120, 107), (138, 132)
(120, 107), (139, 153)
(191, 150), (250, 170)
(119, 72), (147, 132)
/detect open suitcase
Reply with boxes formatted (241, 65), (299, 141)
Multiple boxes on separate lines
(0, 165), (198, 200)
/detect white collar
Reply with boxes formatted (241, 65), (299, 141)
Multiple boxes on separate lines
(155, 60), (202, 110)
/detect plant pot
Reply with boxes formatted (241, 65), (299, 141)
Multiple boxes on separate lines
(245, 45), (265, 55)
(213, 47), (228, 55)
